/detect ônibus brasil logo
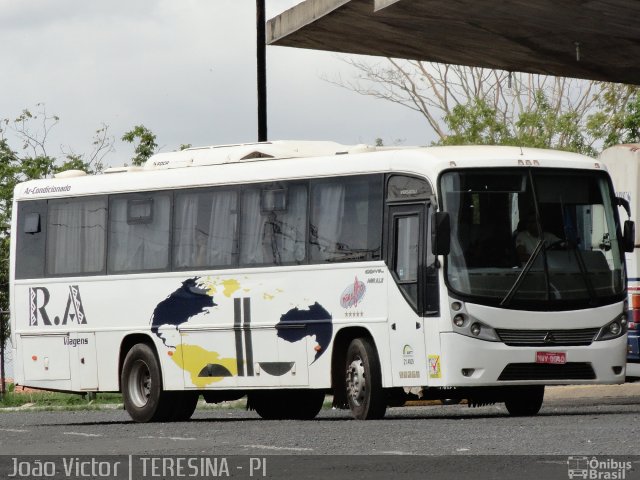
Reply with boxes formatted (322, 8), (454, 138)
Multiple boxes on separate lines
(567, 456), (632, 479)
(29, 286), (87, 326)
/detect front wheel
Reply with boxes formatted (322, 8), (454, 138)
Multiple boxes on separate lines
(504, 385), (545, 416)
(121, 343), (170, 422)
(345, 338), (386, 420)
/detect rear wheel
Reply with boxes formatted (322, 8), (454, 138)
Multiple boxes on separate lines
(504, 385), (545, 416)
(250, 389), (325, 420)
(345, 338), (386, 420)
(121, 343), (171, 422)
(166, 392), (199, 421)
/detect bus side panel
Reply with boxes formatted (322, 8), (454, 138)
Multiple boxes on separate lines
(600, 145), (640, 362)
(12, 262), (394, 393)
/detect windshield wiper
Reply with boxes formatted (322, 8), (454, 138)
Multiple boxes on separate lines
(501, 239), (599, 307)
(500, 239), (545, 307)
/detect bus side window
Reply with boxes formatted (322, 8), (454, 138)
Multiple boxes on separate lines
(173, 189), (238, 269)
(393, 214), (420, 308)
(240, 184), (307, 266)
(46, 197), (107, 276)
(309, 175), (383, 263)
(16, 201), (47, 279)
(108, 193), (171, 273)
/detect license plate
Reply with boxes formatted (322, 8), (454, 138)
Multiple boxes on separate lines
(536, 351), (566, 364)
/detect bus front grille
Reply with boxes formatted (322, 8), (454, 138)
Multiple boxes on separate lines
(498, 362), (596, 381)
(495, 328), (600, 346)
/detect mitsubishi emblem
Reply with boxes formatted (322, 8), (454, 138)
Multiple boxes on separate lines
(543, 332), (555, 344)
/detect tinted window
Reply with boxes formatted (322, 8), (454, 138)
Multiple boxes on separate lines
(16, 201), (47, 279)
(173, 189), (238, 269)
(310, 176), (382, 262)
(387, 175), (432, 202)
(240, 184), (307, 265)
(108, 193), (171, 272)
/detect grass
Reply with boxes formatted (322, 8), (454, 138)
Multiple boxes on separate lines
(0, 384), (122, 409)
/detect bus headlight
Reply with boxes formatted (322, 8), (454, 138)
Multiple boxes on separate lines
(595, 316), (628, 341)
(609, 322), (621, 336)
(448, 298), (499, 342)
(452, 317), (500, 342)
(453, 314), (466, 327)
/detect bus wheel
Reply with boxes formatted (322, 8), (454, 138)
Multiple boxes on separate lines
(167, 392), (199, 422)
(121, 343), (169, 422)
(504, 385), (545, 416)
(288, 390), (325, 420)
(249, 391), (283, 419)
(250, 390), (324, 420)
(345, 338), (386, 420)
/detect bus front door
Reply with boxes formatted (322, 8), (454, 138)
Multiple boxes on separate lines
(386, 204), (428, 386)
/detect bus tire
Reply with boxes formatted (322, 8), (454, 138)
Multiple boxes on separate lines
(121, 343), (170, 422)
(288, 390), (325, 420)
(345, 338), (386, 420)
(249, 391), (283, 419)
(167, 392), (199, 422)
(504, 385), (544, 416)
(250, 390), (324, 420)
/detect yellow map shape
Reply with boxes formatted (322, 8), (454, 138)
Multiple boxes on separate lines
(172, 344), (238, 387)
(204, 279), (241, 298)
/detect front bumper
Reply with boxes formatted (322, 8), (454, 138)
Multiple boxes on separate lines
(439, 332), (628, 386)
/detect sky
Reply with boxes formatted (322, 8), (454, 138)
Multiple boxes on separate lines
(0, 0), (431, 169)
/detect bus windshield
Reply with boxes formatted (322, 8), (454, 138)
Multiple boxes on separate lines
(441, 168), (625, 308)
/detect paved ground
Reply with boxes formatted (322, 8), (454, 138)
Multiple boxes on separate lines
(542, 382), (640, 404)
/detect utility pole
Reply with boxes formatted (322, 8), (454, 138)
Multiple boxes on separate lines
(0, 309), (6, 400)
(256, 0), (267, 142)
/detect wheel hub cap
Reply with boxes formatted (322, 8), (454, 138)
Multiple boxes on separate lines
(128, 360), (151, 408)
(346, 356), (366, 406)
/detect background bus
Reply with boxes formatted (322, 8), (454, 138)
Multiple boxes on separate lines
(10, 141), (632, 422)
(600, 144), (640, 377)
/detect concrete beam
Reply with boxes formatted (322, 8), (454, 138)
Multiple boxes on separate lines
(267, 0), (640, 85)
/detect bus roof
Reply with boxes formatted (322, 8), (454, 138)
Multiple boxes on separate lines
(14, 142), (606, 201)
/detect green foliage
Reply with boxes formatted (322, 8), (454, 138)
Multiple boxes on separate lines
(620, 94), (640, 144)
(439, 86), (640, 155)
(0, 107), (153, 346)
(122, 125), (158, 166)
(441, 99), (512, 146)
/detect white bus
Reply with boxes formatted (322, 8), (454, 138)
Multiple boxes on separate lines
(599, 144), (640, 374)
(10, 141), (632, 422)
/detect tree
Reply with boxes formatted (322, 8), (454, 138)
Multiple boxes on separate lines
(60, 123), (115, 175)
(0, 105), (119, 395)
(0, 138), (22, 397)
(331, 59), (640, 154)
(122, 125), (158, 166)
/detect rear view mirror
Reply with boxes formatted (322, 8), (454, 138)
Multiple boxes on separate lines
(623, 220), (635, 253)
(431, 212), (450, 256)
(616, 197), (632, 218)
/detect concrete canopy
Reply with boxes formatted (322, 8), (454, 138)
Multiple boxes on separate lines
(267, 0), (640, 85)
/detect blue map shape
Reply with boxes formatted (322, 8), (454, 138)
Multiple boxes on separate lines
(150, 277), (216, 347)
(277, 302), (333, 363)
